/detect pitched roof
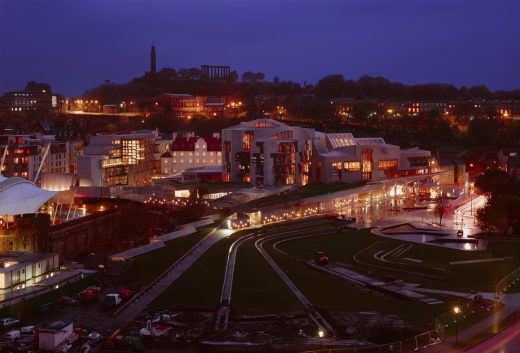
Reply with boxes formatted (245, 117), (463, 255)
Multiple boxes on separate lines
(171, 136), (221, 152)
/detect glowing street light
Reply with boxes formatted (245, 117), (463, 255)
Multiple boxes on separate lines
(318, 330), (325, 350)
(453, 306), (461, 344)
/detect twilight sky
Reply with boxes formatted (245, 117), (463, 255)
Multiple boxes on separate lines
(1, 0), (519, 96)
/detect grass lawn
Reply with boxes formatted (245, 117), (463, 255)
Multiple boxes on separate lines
(279, 228), (520, 292)
(149, 229), (251, 311)
(240, 181), (367, 210)
(263, 236), (449, 326)
(231, 238), (303, 315)
(118, 225), (216, 288)
(0, 273), (101, 319)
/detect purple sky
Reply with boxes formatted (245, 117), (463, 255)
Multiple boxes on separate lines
(1, 0), (519, 96)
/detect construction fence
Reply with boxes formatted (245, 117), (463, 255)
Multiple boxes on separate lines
(301, 328), (443, 353)
(496, 264), (520, 297)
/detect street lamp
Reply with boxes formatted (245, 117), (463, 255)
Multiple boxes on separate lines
(318, 330), (324, 350)
(453, 306), (461, 345)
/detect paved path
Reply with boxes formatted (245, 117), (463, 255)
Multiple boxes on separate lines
(113, 226), (230, 326)
(215, 231), (259, 330)
(420, 307), (517, 353)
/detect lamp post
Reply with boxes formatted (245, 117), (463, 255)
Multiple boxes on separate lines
(318, 330), (324, 351)
(453, 306), (460, 345)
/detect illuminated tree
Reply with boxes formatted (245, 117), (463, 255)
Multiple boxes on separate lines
(434, 194), (449, 226)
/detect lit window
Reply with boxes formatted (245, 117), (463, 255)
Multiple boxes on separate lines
(343, 161), (361, 172)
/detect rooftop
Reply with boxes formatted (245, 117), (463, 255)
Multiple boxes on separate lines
(0, 175), (57, 216)
(171, 136), (221, 152)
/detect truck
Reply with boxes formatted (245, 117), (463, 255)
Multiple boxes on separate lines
(118, 288), (135, 301)
(100, 293), (122, 310)
(79, 287), (101, 304)
(314, 251), (329, 265)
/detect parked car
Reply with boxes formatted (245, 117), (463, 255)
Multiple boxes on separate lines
(118, 289), (135, 301)
(5, 329), (20, 342)
(0, 318), (20, 329)
(20, 325), (36, 335)
(87, 331), (103, 344)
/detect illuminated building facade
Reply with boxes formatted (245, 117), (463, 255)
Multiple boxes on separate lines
(77, 131), (158, 187)
(155, 94), (226, 118)
(222, 119), (313, 185)
(222, 118), (437, 186)
(160, 133), (221, 175)
(0, 81), (63, 113)
(312, 134), (437, 183)
(0, 253), (59, 295)
(0, 134), (84, 183)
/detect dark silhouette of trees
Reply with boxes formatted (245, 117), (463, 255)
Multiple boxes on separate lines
(434, 194), (449, 226)
(476, 171), (520, 236)
(241, 71), (265, 82)
(315, 74), (345, 98)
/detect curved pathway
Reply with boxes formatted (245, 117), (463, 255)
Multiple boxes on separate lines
(255, 231), (335, 336)
(215, 230), (259, 330)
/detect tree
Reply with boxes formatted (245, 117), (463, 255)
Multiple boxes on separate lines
(434, 194), (449, 226)
(315, 74), (345, 98)
(254, 72), (265, 82)
(178, 67), (202, 80)
(475, 170), (512, 199)
(241, 71), (265, 82)
(273, 76), (280, 84)
(229, 70), (239, 82)
(477, 195), (520, 235)
(475, 171), (520, 236)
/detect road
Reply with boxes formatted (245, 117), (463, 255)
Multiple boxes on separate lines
(113, 226), (231, 326)
(465, 320), (520, 353)
(463, 318), (520, 353)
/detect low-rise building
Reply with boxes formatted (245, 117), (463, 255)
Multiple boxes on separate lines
(0, 252), (59, 294)
(0, 81), (63, 113)
(438, 159), (468, 185)
(38, 321), (75, 351)
(160, 133), (221, 175)
(77, 130), (158, 187)
(222, 118), (438, 187)
(155, 93), (226, 117)
(0, 134), (83, 182)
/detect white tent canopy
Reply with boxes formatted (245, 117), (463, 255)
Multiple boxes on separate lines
(0, 176), (57, 216)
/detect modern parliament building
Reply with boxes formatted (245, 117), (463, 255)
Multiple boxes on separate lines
(222, 118), (438, 187)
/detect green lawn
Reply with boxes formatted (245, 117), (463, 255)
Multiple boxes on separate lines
(263, 236), (450, 326)
(231, 238), (303, 315)
(118, 225), (216, 288)
(240, 181), (367, 210)
(149, 230), (250, 310)
(353, 241), (452, 279)
(278, 228), (520, 292)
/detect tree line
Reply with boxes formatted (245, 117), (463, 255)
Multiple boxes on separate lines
(83, 69), (520, 105)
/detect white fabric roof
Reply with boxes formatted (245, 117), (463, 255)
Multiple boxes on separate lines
(0, 176), (57, 216)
